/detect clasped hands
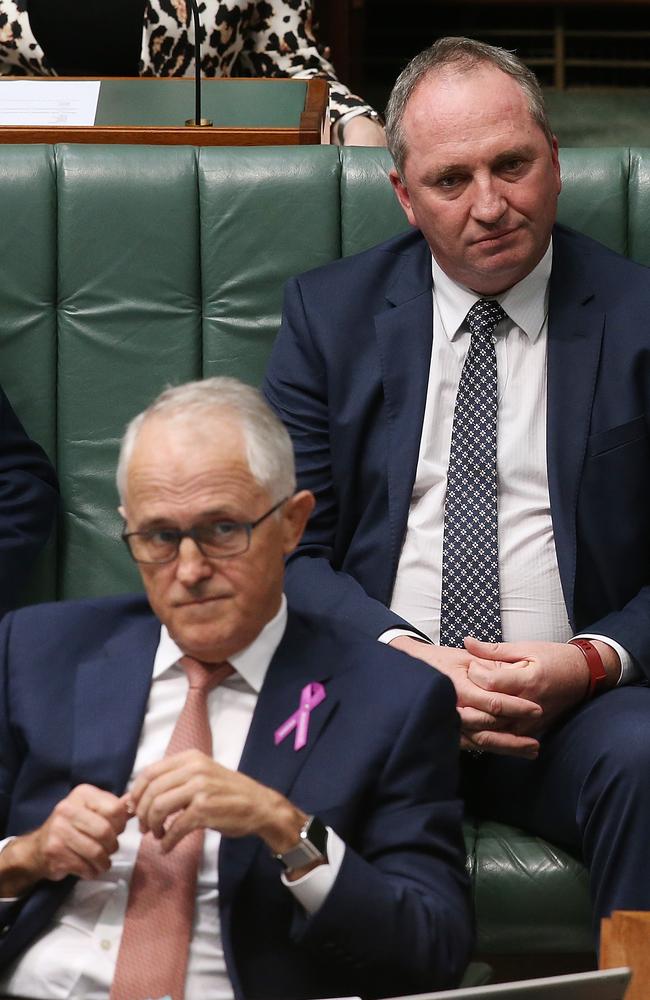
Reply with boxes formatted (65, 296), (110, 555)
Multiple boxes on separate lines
(390, 635), (616, 758)
(0, 754), (305, 895)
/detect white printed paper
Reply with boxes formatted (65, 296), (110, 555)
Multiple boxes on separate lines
(0, 80), (100, 126)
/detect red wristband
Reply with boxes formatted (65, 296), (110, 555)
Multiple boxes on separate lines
(568, 638), (608, 699)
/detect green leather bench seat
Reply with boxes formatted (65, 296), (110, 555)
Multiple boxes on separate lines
(2, 143), (648, 963)
(466, 820), (591, 956)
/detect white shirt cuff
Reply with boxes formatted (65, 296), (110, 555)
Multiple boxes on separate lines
(573, 633), (639, 685)
(378, 628), (432, 645)
(0, 836), (20, 902)
(281, 826), (345, 914)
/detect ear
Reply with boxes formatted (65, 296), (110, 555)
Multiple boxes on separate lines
(550, 136), (562, 195)
(389, 168), (418, 227)
(281, 490), (316, 555)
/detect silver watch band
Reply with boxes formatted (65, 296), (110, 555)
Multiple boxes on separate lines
(274, 815), (328, 871)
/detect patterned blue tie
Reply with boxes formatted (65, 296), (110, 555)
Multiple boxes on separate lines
(439, 298), (506, 648)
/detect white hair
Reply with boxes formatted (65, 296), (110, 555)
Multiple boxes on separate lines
(116, 377), (296, 504)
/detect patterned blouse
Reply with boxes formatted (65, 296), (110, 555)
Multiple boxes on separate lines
(0, 0), (377, 123)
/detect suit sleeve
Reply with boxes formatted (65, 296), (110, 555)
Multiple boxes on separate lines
(0, 387), (58, 616)
(0, 613), (19, 838)
(581, 591), (650, 678)
(287, 663), (473, 994)
(264, 277), (423, 640)
(0, 611), (31, 929)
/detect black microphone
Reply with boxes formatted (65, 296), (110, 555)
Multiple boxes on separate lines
(185, 0), (212, 127)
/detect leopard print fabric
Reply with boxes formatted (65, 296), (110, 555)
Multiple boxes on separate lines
(0, 0), (377, 123)
(0, 1), (55, 75)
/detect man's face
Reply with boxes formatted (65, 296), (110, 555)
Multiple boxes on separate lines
(120, 415), (314, 662)
(390, 64), (561, 295)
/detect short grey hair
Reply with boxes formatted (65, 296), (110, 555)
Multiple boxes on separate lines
(116, 377), (296, 504)
(385, 36), (554, 179)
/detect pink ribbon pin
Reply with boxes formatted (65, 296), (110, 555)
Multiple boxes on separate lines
(274, 682), (326, 751)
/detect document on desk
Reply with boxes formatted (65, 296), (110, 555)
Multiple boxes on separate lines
(0, 80), (100, 126)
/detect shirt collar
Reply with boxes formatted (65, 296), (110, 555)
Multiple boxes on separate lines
(152, 594), (288, 693)
(432, 238), (553, 344)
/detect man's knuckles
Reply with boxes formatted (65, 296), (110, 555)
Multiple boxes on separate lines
(168, 748), (210, 769)
(191, 788), (212, 815)
(483, 692), (505, 715)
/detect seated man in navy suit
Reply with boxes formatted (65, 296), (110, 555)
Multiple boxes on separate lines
(0, 385), (58, 615)
(0, 377), (471, 999)
(264, 37), (650, 935)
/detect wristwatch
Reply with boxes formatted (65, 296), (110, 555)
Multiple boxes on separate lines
(274, 815), (328, 872)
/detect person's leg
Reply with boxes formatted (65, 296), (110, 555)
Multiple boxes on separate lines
(464, 685), (650, 933)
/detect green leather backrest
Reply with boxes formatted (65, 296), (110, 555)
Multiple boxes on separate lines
(0, 144), (647, 604)
(0, 146), (58, 605)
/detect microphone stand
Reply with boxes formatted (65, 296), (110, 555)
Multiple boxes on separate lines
(185, 0), (213, 127)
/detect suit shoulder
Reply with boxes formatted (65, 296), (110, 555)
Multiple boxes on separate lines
(555, 223), (650, 280)
(285, 607), (456, 709)
(0, 593), (153, 643)
(288, 228), (427, 291)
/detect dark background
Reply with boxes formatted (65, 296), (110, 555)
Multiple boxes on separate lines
(316, 1), (650, 145)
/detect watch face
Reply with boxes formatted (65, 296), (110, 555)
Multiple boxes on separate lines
(277, 816), (328, 870)
(303, 816), (328, 855)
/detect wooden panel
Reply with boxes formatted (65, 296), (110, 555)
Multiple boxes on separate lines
(0, 77), (328, 146)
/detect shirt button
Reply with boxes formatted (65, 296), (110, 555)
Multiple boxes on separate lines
(101, 939), (112, 951)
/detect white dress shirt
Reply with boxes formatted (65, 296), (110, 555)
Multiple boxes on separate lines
(385, 243), (634, 681)
(0, 597), (344, 999)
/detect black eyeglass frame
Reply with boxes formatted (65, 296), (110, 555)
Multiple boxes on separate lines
(122, 497), (289, 564)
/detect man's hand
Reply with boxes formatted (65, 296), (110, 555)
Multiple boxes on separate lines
(0, 785), (129, 897)
(128, 750), (320, 878)
(464, 637), (619, 738)
(389, 636), (543, 758)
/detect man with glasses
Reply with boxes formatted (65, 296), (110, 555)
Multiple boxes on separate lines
(0, 377), (471, 999)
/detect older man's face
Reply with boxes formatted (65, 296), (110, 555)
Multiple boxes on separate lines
(120, 415), (312, 662)
(390, 64), (561, 295)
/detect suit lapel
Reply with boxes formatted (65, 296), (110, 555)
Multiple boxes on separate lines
(0, 605), (160, 965)
(219, 612), (345, 905)
(375, 234), (434, 590)
(71, 612), (161, 793)
(547, 227), (605, 625)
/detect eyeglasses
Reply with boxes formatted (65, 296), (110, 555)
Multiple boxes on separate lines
(122, 497), (288, 565)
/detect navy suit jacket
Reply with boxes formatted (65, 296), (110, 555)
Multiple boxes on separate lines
(0, 386), (58, 615)
(0, 595), (471, 998)
(264, 224), (650, 676)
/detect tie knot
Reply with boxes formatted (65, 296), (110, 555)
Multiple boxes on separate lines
(179, 655), (234, 693)
(466, 298), (506, 338)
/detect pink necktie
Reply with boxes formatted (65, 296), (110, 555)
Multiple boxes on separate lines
(110, 657), (234, 1000)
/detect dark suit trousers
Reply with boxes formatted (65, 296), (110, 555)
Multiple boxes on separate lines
(463, 684), (650, 941)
